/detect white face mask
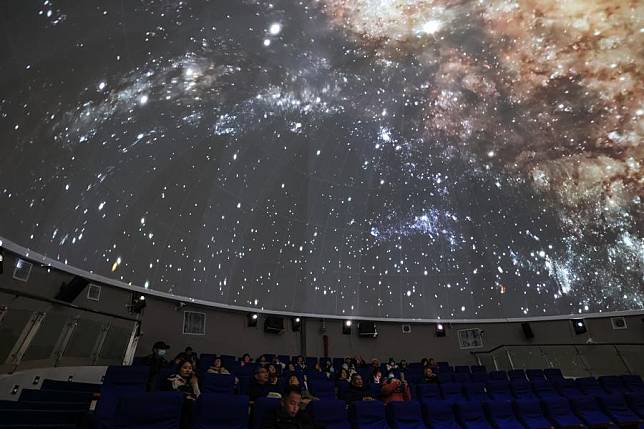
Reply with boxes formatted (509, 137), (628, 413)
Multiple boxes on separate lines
(157, 349), (167, 357)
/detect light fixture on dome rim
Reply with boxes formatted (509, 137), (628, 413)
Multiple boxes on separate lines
(572, 318), (587, 335)
(292, 316), (302, 332)
(130, 294), (147, 313)
(435, 322), (446, 337)
(342, 320), (352, 335)
(247, 312), (259, 327)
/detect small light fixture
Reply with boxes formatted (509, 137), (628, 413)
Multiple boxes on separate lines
(292, 317), (302, 332)
(342, 320), (352, 335)
(572, 319), (587, 335)
(248, 313), (259, 327)
(435, 323), (446, 337)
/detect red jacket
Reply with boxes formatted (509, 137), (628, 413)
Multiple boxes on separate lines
(381, 379), (411, 404)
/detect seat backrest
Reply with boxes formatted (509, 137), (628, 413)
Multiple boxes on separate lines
(417, 384), (441, 400)
(455, 401), (492, 429)
(599, 376), (624, 393)
(470, 366), (486, 374)
(470, 372), (488, 384)
(543, 368), (563, 381)
(310, 379), (336, 398)
(485, 400), (514, 419)
(542, 397), (572, 417)
(454, 366), (470, 374)
(19, 389), (93, 403)
(508, 370), (527, 381)
(488, 371), (507, 381)
(454, 373), (471, 383)
(386, 400), (425, 429)
(525, 370), (546, 382)
(193, 393), (249, 429)
(201, 373), (236, 394)
(422, 400), (457, 427)
(464, 383), (487, 401)
(486, 380), (511, 398)
(441, 383), (465, 401)
(515, 399), (545, 418)
(112, 391), (183, 429)
(510, 379), (534, 398)
(253, 397), (281, 429)
(350, 400), (389, 429)
(438, 373), (454, 384)
(310, 399), (351, 429)
(621, 374), (644, 390)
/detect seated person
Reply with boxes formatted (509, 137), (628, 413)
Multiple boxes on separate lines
(241, 353), (253, 367)
(207, 356), (231, 375)
(273, 355), (286, 370)
(263, 385), (322, 429)
(250, 366), (281, 400)
(369, 368), (383, 384)
(288, 374), (316, 406)
(381, 374), (411, 404)
(268, 364), (280, 385)
(142, 341), (170, 391)
(385, 358), (398, 372)
(295, 355), (306, 370)
(370, 358), (381, 370)
(341, 373), (374, 403)
(174, 346), (198, 367)
(399, 359), (408, 370)
(162, 359), (201, 400)
(423, 366), (438, 383)
(336, 367), (350, 382)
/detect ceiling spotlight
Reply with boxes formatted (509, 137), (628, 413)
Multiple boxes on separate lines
(342, 320), (352, 335)
(130, 293), (147, 313)
(248, 313), (259, 327)
(139, 295), (145, 301)
(292, 317), (302, 332)
(572, 319), (587, 335)
(435, 322), (446, 337)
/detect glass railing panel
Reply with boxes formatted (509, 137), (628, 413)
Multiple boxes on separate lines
(96, 322), (132, 365)
(0, 308), (33, 364)
(613, 345), (644, 376)
(58, 316), (105, 366)
(576, 345), (629, 376)
(506, 346), (549, 370)
(491, 349), (512, 371)
(533, 345), (589, 378)
(21, 311), (69, 364)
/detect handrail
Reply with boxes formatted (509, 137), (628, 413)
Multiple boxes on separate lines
(0, 286), (139, 322)
(471, 342), (644, 356)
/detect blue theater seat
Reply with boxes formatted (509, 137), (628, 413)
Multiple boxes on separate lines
(471, 373), (489, 384)
(509, 371), (527, 382)
(439, 373), (455, 384)
(456, 401), (494, 429)
(489, 372), (508, 382)
(422, 400), (460, 429)
(192, 393), (249, 429)
(532, 380), (560, 399)
(624, 392), (644, 419)
(576, 378), (606, 397)
(471, 366), (487, 374)
(309, 379), (336, 399)
(598, 394), (644, 427)
(310, 399), (351, 429)
(337, 380), (351, 397)
(19, 388), (93, 404)
(386, 400), (426, 429)
(485, 400), (524, 429)
(621, 375), (644, 393)
(511, 379), (536, 400)
(40, 379), (100, 393)
(464, 383), (487, 401)
(112, 391), (183, 429)
(0, 409), (81, 428)
(455, 367), (471, 374)
(103, 365), (150, 388)
(201, 373), (236, 394)
(544, 370), (564, 383)
(556, 380), (585, 399)
(541, 397), (586, 429)
(417, 384), (442, 401)
(487, 381), (513, 401)
(570, 396), (615, 428)
(526, 371), (547, 383)
(515, 398), (555, 429)
(455, 373), (472, 383)
(350, 399), (390, 429)
(598, 377), (625, 395)
(442, 383), (466, 402)
(253, 397), (281, 429)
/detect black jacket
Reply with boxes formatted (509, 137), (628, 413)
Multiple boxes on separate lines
(249, 381), (281, 401)
(341, 385), (371, 403)
(263, 407), (322, 429)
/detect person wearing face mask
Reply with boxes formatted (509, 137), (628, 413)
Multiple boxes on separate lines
(143, 341), (170, 391)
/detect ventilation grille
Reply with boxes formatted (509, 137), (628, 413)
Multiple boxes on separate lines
(86, 284), (101, 301)
(13, 259), (33, 282)
(183, 311), (206, 335)
(611, 317), (627, 330)
(457, 328), (484, 349)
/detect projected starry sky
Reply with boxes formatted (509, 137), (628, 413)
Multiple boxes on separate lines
(0, 0), (642, 320)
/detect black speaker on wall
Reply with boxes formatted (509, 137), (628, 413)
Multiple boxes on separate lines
(521, 322), (534, 339)
(54, 276), (89, 303)
(264, 316), (285, 334)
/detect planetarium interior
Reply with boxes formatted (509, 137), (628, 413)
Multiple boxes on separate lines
(0, 1), (642, 428)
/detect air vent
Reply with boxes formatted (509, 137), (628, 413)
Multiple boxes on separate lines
(402, 324), (412, 334)
(13, 259), (33, 282)
(86, 284), (101, 301)
(611, 317), (627, 330)
(457, 328), (484, 349)
(183, 311), (206, 335)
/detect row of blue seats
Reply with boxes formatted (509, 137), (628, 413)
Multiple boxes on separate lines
(90, 390), (644, 429)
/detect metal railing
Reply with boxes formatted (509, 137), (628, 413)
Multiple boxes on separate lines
(471, 343), (644, 377)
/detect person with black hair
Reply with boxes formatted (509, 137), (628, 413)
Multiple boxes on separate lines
(340, 373), (374, 403)
(162, 359), (200, 429)
(263, 385), (322, 429)
(422, 366), (438, 383)
(174, 346), (198, 367)
(207, 356), (231, 375)
(249, 366), (281, 400)
(143, 341), (170, 391)
(241, 353), (253, 367)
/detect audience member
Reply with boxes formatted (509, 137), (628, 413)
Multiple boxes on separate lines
(422, 366), (438, 383)
(286, 363), (297, 373)
(273, 355), (286, 370)
(162, 359), (200, 429)
(421, 358), (429, 368)
(143, 341), (170, 391)
(173, 346), (198, 367)
(295, 355), (306, 370)
(241, 353), (253, 367)
(385, 358), (398, 372)
(336, 367), (350, 382)
(321, 360), (334, 378)
(399, 359), (408, 370)
(268, 364), (280, 385)
(288, 374), (316, 405)
(381, 374), (411, 404)
(263, 385), (322, 429)
(250, 366), (281, 400)
(370, 358), (381, 370)
(341, 373), (374, 403)
(427, 358), (436, 368)
(207, 356), (231, 375)
(369, 368), (383, 384)
(258, 355), (269, 365)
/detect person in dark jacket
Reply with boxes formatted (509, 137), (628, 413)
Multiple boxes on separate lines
(250, 366), (281, 400)
(143, 340), (170, 391)
(263, 385), (321, 429)
(341, 373), (374, 403)
(422, 366), (438, 383)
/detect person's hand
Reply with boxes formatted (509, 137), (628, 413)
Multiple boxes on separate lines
(191, 374), (198, 386)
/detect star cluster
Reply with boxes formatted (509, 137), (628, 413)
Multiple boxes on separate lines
(0, 0), (641, 320)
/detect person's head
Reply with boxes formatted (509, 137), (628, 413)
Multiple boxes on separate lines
(428, 358), (436, 366)
(242, 353), (251, 363)
(288, 374), (300, 386)
(268, 364), (278, 375)
(282, 385), (302, 417)
(287, 363), (296, 372)
(296, 355), (304, 364)
(152, 341), (170, 357)
(178, 359), (194, 378)
(255, 366), (269, 384)
(339, 368), (349, 380)
(185, 346), (193, 353)
(424, 366), (434, 377)
(212, 357), (222, 368)
(259, 355), (267, 363)
(388, 357), (395, 364)
(371, 358), (380, 368)
(421, 358), (428, 367)
(400, 359), (407, 368)
(351, 373), (363, 388)
(372, 368), (382, 378)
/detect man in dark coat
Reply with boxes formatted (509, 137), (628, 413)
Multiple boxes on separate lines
(250, 366), (281, 400)
(263, 386), (321, 429)
(142, 341), (170, 391)
(340, 373), (374, 403)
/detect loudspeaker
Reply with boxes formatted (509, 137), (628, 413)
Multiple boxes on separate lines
(54, 276), (89, 303)
(358, 321), (377, 337)
(264, 316), (285, 334)
(521, 322), (534, 339)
